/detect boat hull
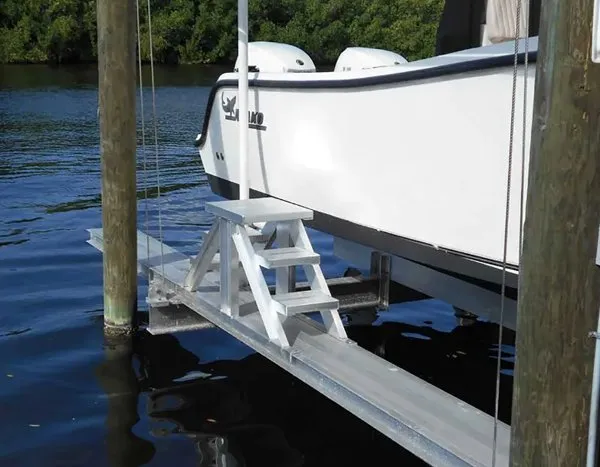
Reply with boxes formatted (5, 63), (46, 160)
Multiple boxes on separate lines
(197, 41), (536, 288)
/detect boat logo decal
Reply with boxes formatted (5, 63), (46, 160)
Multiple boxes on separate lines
(221, 92), (267, 131)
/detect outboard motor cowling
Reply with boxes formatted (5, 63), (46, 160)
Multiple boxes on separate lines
(234, 42), (316, 73)
(334, 47), (408, 72)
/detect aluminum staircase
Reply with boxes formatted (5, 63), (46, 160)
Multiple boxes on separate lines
(183, 197), (347, 348)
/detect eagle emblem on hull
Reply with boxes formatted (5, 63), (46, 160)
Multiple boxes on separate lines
(221, 94), (236, 117)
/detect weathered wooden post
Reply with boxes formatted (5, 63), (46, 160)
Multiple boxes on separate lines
(97, 0), (137, 335)
(510, 0), (600, 464)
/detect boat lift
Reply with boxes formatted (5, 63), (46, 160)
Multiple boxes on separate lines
(87, 196), (510, 466)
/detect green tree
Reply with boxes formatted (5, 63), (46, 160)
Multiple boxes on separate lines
(0, 0), (444, 65)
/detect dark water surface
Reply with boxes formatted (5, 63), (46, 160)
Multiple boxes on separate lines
(0, 64), (515, 466)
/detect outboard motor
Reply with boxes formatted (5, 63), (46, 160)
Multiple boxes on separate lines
(234, 41), (316, 73)
(333, 47), (408, 72)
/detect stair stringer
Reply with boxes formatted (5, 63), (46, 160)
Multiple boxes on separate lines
(183, 221), (276, 292)
(288, 219), (348, 340)
(231, 222), (290, 348)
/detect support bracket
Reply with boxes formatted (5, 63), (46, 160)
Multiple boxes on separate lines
(370, 251), (391, 310)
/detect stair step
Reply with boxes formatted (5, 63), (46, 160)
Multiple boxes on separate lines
(209, 253), (241, 269)
(272, 290), (338, 316)
(246, 225), (273, 243)
(256, 247), (319, 268)
(206, 198), (313, 224)
(199, 225), (270, 243)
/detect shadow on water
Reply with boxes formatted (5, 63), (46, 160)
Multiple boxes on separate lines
(92, 311), (514, 467)
(131, 328), (426, 467)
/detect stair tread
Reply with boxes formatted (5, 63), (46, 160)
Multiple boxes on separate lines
(200, 225), (268, 241)
(206, 198), (313, 224)
(256, 247), (319, 268)
(273, 290), (338, 316)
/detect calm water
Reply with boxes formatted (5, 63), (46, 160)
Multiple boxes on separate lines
(0, 64), (515, 466)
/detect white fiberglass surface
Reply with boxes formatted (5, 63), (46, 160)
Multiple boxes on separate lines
(202, 64), (534, 266)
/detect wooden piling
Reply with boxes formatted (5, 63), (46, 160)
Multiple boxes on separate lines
(510, 0), (600, 464)
(97, 0), (137, 335)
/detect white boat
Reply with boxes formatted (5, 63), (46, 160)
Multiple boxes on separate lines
(194, 33), (535, 294)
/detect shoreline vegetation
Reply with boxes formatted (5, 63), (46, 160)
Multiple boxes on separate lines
(0, 0), (444, 66)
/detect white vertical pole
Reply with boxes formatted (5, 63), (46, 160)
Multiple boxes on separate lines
(238, 0), (249, 200)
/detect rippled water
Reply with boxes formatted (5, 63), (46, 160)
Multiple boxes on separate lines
(0, 64), (515, 466)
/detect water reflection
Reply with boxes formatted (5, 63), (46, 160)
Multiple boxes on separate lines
(121, 313), (514, 467)
(92, 306), (515, 467)
(95, 335), (156, 467)
(134, 332), (305, 467)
